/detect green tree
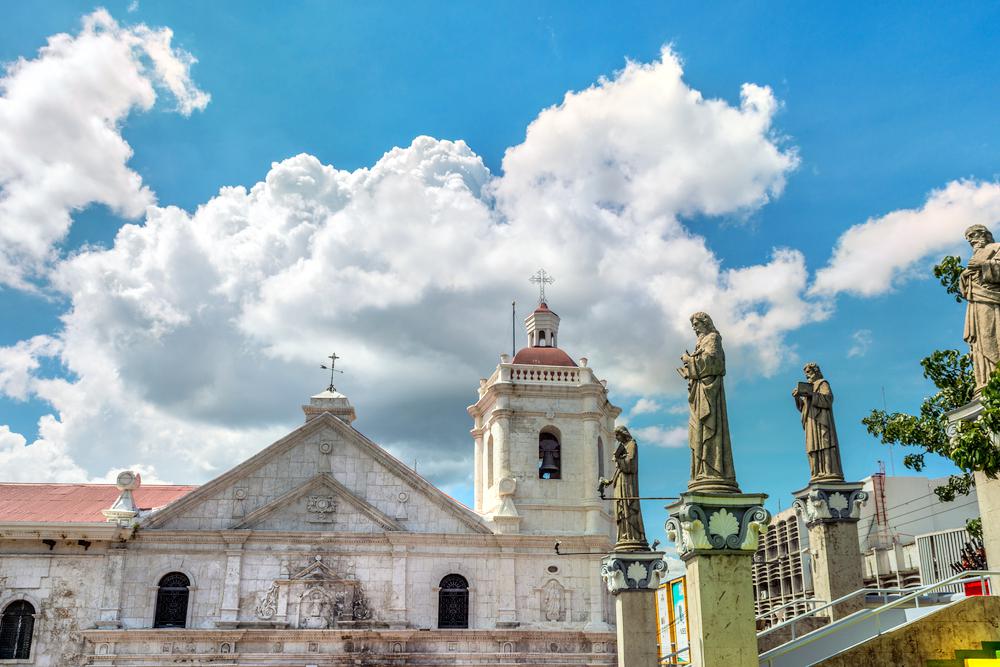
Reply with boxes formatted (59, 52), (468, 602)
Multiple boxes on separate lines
(862, 256), (1000, 539)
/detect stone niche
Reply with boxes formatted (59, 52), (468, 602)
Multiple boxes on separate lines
(251, 555), (383, 629)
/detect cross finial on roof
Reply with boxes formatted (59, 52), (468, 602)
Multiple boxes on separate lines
(529, 268), (554, 304)
(319, 352), (343, 392)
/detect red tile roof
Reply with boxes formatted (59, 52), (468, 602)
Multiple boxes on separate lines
(511, 346), (578, 367)
(0, 483), (197, 523)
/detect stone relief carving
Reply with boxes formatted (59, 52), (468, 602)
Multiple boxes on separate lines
(232, 487), (247, 518)
(600, 554), (666, 594)
(665, 501), (770, 559)
(394, 491), (409, 520)
(306, 495), (337, 523)
(793, 485), (868, 525)
(255, 582), (278, 620)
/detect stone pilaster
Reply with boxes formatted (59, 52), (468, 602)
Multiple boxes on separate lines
(947, 398), (1000, 594)
(600, 551), (666, 667)
(217, 531), (250, 627)
(95, 544), (127, 629)
(792, 481), (868, 620)
(666, 492), (770, 667)
(496, 548), (518, 628)
(389, 543), (408, 628)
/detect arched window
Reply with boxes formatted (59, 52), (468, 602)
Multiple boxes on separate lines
(0, 600), (35, 659)
(538, 430), (561, 479)
(438, 574), (469, 629)
(154, 572), (190, 628)
(486, 434), (495, 488)
(538, 331), (547, 346)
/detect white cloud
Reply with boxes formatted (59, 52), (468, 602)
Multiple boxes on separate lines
(631, 425), (688, 449)
(630, 397), (662, 417)
(0, 9), (208, 290)
(847, 329), (873, 358)
(0, 44), (814, 486)
(812, 180), (1000, 298)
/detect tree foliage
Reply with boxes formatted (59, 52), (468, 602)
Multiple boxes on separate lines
(863, 257), (1000, 541)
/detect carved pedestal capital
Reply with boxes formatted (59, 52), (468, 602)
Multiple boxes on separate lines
(792, 481), (867, 526)
(665, 491), (770, 561)
(600, 551), (666, 595)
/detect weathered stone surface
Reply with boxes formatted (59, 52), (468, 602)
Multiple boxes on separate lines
(686, 553), (759, 667)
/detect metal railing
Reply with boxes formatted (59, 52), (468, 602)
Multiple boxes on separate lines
(755, 597), (827, 626)
(756, 585), (919, 643)
(659, 646), (689, 666)
(758, 570), (998, 666)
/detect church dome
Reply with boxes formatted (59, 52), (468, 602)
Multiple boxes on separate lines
(511, 346), (577, 367)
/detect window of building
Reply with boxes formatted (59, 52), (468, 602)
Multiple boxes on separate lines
(154, 572), (190, 628)
(437, 574), (469, 629)
(538, 430), (561, 479)
(0, 600), (35, 659)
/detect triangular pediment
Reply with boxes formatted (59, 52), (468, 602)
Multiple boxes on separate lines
(141, 412), (489, 534)
(232, 472), (400, 531)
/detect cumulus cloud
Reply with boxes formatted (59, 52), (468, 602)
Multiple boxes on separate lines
(812, 181), (1000, 297)
(631, 425), (688, 449)
(847, 329), (873, 358)
(629, 398), (662, 417)
(0, 44), (812, 486)
(0, 9), (208, 289)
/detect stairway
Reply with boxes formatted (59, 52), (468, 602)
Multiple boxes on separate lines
(926, 641), (1000, 666)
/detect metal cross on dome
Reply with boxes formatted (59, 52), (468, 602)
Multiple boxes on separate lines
(529, 268), (555, 304)
(320, 352), (343, 392)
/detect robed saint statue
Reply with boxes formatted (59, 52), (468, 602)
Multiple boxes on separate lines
(961, 224), (1000, 393)
(598, 425), (649, 552)
(678, 312), (740, 493)
(792, 362), (844, 482)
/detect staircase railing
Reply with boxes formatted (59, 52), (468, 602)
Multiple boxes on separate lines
(757, 585), (919, 642)
(755, 597), (827, 626)
(758, 570), (999, 667)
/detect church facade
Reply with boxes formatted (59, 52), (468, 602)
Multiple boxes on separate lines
(0, 304), (622, 665)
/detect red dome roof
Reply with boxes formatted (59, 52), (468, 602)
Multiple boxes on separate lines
(511, 346), (577, 367)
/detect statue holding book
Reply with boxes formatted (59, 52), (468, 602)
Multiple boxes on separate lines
(793, 362), (844, 482)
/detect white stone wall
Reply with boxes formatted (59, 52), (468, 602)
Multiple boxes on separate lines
(0, 543), (107, 666)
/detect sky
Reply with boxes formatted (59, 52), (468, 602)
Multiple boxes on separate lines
(1, 2), (999, 543)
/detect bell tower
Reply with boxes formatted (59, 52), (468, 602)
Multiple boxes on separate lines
(467, 300), (620, 536)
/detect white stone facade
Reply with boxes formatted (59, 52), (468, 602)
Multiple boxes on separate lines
(0, 309), (622, 665)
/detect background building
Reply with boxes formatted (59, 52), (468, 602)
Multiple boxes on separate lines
(753, 472), (980, 625)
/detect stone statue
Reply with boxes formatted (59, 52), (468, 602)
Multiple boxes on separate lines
(793, 362), (844, 482)
(961, 224), (1000, 392)
(678, 312), (740, 493)
(598, 425), (649, 551)
(542, 581), (562, 621)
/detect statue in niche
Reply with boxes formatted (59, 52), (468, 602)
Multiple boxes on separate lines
(792, 362), (845, 483)
(301, 588), (330, 629)
(598, 425), (648, 551)
(542, 580), (563, 621)
(678, 311), (740, 493)
(961, 224), (1000, 392)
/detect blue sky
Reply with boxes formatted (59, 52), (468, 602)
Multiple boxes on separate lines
(1, 2), (998, 537)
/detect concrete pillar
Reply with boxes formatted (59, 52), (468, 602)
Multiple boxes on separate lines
(974, 470), (1000, 593)
(666, 491), (771, 667)
(793, 481), (868, 620)
(601, 550), (666, 667)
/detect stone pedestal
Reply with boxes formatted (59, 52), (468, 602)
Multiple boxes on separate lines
(666, 492), (770, 667)
(947, 398), (1000, 593)
(792, 481), (868, 620)
(600, 551), (666, 667)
